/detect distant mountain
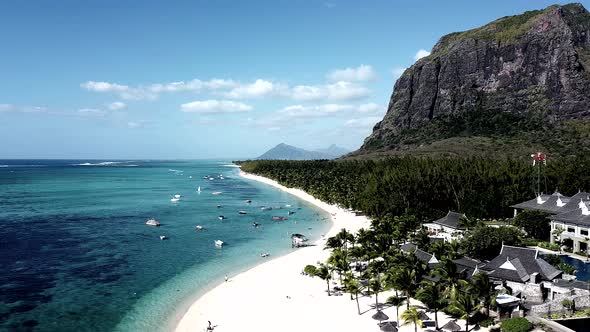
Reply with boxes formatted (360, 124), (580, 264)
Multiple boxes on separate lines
(314, 144), (350, 158)
(256, 143), (349, 160)
(351, 3), (590, 159)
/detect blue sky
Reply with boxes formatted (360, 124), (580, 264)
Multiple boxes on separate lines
(1, 0), (587, 159)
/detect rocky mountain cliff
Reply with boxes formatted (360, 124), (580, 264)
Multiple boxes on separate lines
(354, 3), (590, 158)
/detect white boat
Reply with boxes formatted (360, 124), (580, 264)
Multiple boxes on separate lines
(174, 194), (181, 199)
(215, 240), (224, 247)
(195, 225), (204, 230)
(238, 211), (247, 215)
(219, 176), (224, 180)
(212, 191), (222, 195)
(218, 215), (226, 220)
(261, 206), (273, 211)
(160, 235), (167, 240)
(146, 218), (160, 226)
(197, 186), (201, 192)
(171, 197), (180, 202)
(260, 252), (270, 258)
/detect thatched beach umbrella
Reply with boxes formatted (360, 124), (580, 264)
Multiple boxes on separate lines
(372, 310), (389, 323)
(380, 322), (398, 332)
(441, 320), (461, 332)
(418, 310), (430, 321)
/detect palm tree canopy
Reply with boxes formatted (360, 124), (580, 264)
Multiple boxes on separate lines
(400, 307), (423, 327)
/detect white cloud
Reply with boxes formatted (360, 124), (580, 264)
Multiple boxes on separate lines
(80, 81), (155, 100)
(0, 104), (48, 113)
(345, 116), (382, 129)
(279, 104), (353, 118)
(148, 79), (237, 94)
(77, 108), (106, 117)
(414, 49), (431, 61)
(224, 79), (280, 98)
(290, 81), (369, 101)
(108, 101), (126, 110)
(357, 103), (381, 113)
(180, 100), (253, 113)
(127, 121), (140, 129)
(327, 64), (377, 82)
(392, 67), (407, 79)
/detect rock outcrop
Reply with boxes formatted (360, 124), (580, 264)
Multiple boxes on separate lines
(356, 3), (590, 157)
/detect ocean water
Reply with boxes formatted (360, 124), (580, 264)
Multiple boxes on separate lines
(0, 160), (331, 332)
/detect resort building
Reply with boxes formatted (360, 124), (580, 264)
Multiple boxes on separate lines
(511, 191), (590, 252)
(400, 243), (439, 269)
(453, 256), (484, 280)
(480, 245), (562, 303)
(423, 211), (466, 242)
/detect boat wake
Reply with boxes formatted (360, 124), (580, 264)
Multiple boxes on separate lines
(73, 161), (135, 166)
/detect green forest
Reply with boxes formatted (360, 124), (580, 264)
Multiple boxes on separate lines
(239, 156), (590, 220)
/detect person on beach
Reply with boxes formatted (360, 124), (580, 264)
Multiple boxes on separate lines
(224, 274), (228, 282)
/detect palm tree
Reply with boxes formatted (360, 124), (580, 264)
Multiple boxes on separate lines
(395, 268), (418, 308)
(401, 306), (422, 332)
(343, 273), (363, 315)
(314, 264), (332, 296)
(416, 281), (447, 330)
(327, 249), (349, 284)
(386, 295), (405, 327)
(448, 293), (482, 332)
(471, 272), (495, 317)
(435, 258), (465, 301)
(553, 228), (564, 254)
(368, 275), (384, 310)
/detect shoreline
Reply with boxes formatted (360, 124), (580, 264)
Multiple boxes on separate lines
(174, 170), (370, 332)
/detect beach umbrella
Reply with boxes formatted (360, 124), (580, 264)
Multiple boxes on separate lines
(418, 311), (430, 321)
(380, 322), (398, 332)
(372, 310), (389, 323)
(441, 320), (461, 332)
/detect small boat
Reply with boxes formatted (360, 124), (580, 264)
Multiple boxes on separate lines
(212, 191), (222, 195)
(195, 225), (204, 230)
(202, 176), (209, 179)
(252, 222), (261, 228)
(171, 197), (180, 202)
(260, 252), (270, 258)
(146, 218), (160, 226)
(216, 205), (223, 208)
(197, 186), (201, 192)
(261, 206), (273, 211)
(288, 210), (296, 215)
(285, 204), (292, 208)
(238, 211), (247, 215)
(160, 235), (168, 240)
(245, 200), (252, 203)
(272, 216), (286, 221)
(208, 177), (214, 181)
(214, 240), (224, 247)
(174, 194), (181, 199)
(219, 176), (224, 180)
(218, 215), (226, 220)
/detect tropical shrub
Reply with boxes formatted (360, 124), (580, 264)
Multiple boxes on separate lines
(500, 317), (532, 332)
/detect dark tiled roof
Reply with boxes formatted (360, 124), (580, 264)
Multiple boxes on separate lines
(561, 192), (590, 211)
(481, 245), (562, 283)
(453, 256), (482, 279)
(550, 203), (590, 227)
(511, 193), (570, 214)
(415, 248), (434, 264)
(432, 211), (464, 229)
(400, 243), (417, 253)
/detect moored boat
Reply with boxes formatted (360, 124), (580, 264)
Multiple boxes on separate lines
(146, 218), (160, 226)
(214, 240), (224, 247)
(260, 252), (270, 258)
(238, 211), (247, 215)
(160, 235), (168, 240)
(272, 216), (286, 221)
(218, 215), (226, 220)
(212, 191), (222, 195)
(195, 225), (204, 230)
(261, 206), (272, 211)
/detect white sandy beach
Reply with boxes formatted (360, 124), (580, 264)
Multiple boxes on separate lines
(175, 171), (470, 332)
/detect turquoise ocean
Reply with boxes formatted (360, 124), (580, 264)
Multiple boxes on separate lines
(0, 160), (331, 331)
